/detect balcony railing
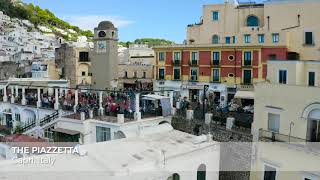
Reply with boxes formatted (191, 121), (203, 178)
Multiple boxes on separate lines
(237, 84), (254, 91)
(173, 60), (181, 66)
(79, 58), (90, 62)
(243, 60), (252, 66)
(259, 129), (306, 142)
(259, 129), (320, 153)
(212, 60), (220, 66)
(191, 60), (198, 66)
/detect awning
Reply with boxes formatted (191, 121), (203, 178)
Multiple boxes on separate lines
(142, 94), (170, 101)
(234, 91), (254, 99)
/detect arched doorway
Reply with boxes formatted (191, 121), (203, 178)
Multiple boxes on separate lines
(307, 109), (320, 142)
(167, 173), (180, 180)
(302, 103), (320, 142)
(197, 164), (206, 180)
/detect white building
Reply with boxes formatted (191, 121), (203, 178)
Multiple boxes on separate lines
(0, 125), (220, 180)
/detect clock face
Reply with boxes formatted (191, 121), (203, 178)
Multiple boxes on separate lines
(96, 41), (107, 53)
(98, 31), (106, 37)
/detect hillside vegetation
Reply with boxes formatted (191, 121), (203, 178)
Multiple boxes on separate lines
(0, 0), (93, 40)
(119, 38), (175, 47)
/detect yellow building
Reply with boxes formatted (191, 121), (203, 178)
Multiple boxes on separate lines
(187, 0), (320, 60)
(251, 60), (320, 180)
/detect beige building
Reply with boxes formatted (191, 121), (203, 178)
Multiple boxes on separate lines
(55, 42), (93, 89)
(251, 60), (320, 180)
(118, 44), (155, 90)
(187, 0), (320, 60)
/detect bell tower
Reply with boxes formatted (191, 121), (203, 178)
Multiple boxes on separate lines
(91, 21), (119, 90)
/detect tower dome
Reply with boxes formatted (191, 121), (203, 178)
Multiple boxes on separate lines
(97, 21), (115, 29)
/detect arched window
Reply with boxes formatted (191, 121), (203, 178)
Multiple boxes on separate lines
(247, 15), (259, 27)
(167, 173), (180, 180)
(212, 35), (219, 44)
(197, 164), (206, 180)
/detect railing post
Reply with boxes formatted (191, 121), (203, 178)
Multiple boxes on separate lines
(3, 86), (7, 102)
(21, 86), (26, 105)
(10, 86), (14, 104)
(15, 86), (18, 98)
(37, 88), (41, 108)
(54, 88), (59, 110)
(99, 91), (104, 116)
(134, 93), (141, 120)
(74, 90), (78, 113)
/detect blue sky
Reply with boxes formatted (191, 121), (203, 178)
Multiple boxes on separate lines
(21, 0), (261, 43)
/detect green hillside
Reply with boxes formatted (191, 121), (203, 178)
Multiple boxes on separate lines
(0, 0), (93, 41)
(119, 38), (175, 47)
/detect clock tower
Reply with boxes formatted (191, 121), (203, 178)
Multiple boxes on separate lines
(91, 21), (119, 90)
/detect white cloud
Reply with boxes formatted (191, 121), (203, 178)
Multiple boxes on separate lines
(63, 15), (134, 31)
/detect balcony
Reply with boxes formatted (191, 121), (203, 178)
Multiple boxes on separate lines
(243, 60), (252, 67)
(212, 60), (220, 66)
(237, 84), (254, 91)
(79, 58), (90, 62)
(190, 60), (198, 66)
(172, 60), (181, 66)
(259, 129), (307, 142)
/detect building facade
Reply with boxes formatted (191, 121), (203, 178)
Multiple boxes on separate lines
(251, 60), (320, 180)
(55, 42), (92, 89)
(118, 44), (155, 90)
(154, 0), (320, 106)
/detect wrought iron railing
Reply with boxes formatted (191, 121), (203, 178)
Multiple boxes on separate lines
(22, 111), (59, 132)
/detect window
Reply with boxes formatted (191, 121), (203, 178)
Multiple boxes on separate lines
(212, 11), (219, 21)
(272, 33), (279, 43)
(244, 34), (251, 43)
(258, 34), (265, 43)
(96, 126), (111, 142)
(81, 71), (86, 76)
(79, 52), (89, 62)
(228, 55), (235, 61)
(174, 68), (180, 80)
(143, 72), (146, 78)
(268, 113), (280, 133)
(247, 15), (259, 27)
(212, 52), (220, 65)
(263, 164), (277, 180)
(305, 32), (314, 45)
(159, 68), (165, 80)
(191, 68), (198, 81)
(243, 70), (252, 84)
(134, 71), (137, 78)
(174, 52), (181, 61)
(228, 73), (234, 77)
(225, 36), (231, 44)
(268, 54), (277, 60)
(159, 52), (165, 61)
(191, 52), (198, 65)
(212, 69), (220, 82)
(308, 72), (315, 86)
(124, 71), (128, 78)
(243, 51), (252, 66)
(232, 36), (236, 44)
(212, 35), (219, 44)
(279, 69), (287, 84)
